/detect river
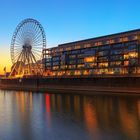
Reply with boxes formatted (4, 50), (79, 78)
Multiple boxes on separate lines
(0, 90), (139, 140)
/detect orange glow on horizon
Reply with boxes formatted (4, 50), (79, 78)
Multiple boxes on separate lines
(0, 46), (11, 75)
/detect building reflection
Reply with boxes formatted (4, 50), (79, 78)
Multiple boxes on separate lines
(44, 93), (140, 139)
(1, 90), (139, 140)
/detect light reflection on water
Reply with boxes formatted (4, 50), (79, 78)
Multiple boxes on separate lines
(0, 90), (139, 140)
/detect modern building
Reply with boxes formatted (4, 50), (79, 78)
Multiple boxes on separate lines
(43, 29), (140, 77)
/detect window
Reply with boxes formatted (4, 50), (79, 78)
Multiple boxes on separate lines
(52, 61), (59, 66)
(110, 55), (123, 61)
(124, 61), (129, 66)
(52, 56), (60, 61)
(124, 52), (138, 59)
(99, 45), (110, 50)
(98, 69), (108, 74)
(71, 50), (80, 54)
(75, 45), (81, 49)
(68, 65), (76, 69)
(110, 61), (122, 66)
(98, 62), (108, 67)
(84, 44), (91, 48)
(112, 43), (122, 48)
(111, 49), (122, 55)
(98, 56), (108, 61)
(69, 55), (76, 59)
(69, 60), (76, 64)
(60, 65), (67, 69)
(77, 64), (84, 68)
(52, 66), (59, 70)
(77, 59), (84, 64)
(85, 63), (97, 68)
(46, 62), (51, 66)
(98, 50), (109, 56)
(84, 56), (96, 63)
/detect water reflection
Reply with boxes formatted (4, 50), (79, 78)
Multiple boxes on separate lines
(0, 90), (139, 140)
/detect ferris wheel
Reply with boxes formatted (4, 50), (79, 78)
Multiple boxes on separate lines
(10, 18), (46, 77)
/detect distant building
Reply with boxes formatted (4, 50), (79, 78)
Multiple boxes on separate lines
(43, 29), (140, 77)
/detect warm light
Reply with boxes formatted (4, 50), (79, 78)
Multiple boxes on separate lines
(98, 62), (108, 67)
(84, 56), (96, 63)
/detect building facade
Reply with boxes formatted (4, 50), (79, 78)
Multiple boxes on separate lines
(43, 29), (140, 77)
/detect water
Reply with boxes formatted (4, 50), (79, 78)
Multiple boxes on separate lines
(0, 90), (139, 140)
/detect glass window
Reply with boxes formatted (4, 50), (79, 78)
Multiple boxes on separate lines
(110, 55), (123, 61)
(71, 50), (80, 54)
(111, 49), (123, 55)
(112, 43), (122, 48)
(69, 60), (76, 64)
(98, 56), (108, 61)
(52, 61), (59, 66)
(98, 50), (109, 56)
(69, 54), (76, 59)
(52, 66), (59, 70)
(46, 62), (51, 66)
(52, 56), (60, 61)
(77, 64), (84, 68)
(124, 61), (129, 66)
(68, 65), (76, 69)
(99, 45), (110, 50)
(84, 56), (96, 63)
(110, 61), (122, 66)
(98, 62), (108, 67)
(77, 59), (84, 64)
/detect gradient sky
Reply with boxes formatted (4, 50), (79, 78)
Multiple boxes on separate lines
(0, 0), (140, 74)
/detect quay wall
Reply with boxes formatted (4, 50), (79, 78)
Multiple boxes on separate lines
(0, 76), (140, 94)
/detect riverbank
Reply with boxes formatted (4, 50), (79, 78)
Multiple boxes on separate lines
(1, 76), (140, 95)
(1, 84), (140, 96)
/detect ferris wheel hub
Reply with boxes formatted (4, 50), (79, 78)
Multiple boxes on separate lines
(23, 44), (32, 51)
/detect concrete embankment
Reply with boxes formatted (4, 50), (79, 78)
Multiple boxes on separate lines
(0, 76), (140, 95)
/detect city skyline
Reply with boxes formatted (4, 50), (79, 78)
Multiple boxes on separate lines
(0, 0), (140, 74)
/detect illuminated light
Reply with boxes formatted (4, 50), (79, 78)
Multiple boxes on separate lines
(129, 52), (138, 58)
(84, 57), (95, 63)
(75, 45), (81, 49)
(123, 37), (128, 42)
(45, 94), (52, 128)
(84, 44), (91, 48)
(110, 39), (115, 44)
(46, 94), (51, 113)
(83, 97), (99, 138)
(98, 62), (108, 67)
(134, 35), (138, 40)
(77, 64), (84, 68)
(83, 70), (89, 75)
(74, 70), (81, 75)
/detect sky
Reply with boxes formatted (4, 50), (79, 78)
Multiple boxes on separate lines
(0, 0), (140, 74)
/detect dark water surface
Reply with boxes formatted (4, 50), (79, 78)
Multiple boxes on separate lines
(0, 90), (140, 140)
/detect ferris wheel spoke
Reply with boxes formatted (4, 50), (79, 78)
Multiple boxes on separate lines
(33, 37), (42, 45)
(32, 53), (40, 61)
(32, 32), (42, 43)
(32, 41), (43, 47)
(32, 49), (41, 56)
(14, 40), (23, 46)
(32, 49), (42, 54)
(31, 52), (41, 71)
(16, 24), (27, 44)
(32, 43), (43, 47)
(34, 24), (41, 37)
(16, 29), (25, 44)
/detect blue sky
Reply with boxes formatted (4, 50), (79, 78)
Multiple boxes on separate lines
(0, 0), (140, 72)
